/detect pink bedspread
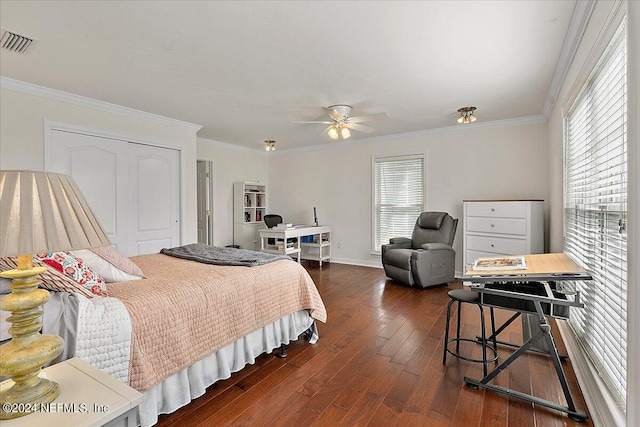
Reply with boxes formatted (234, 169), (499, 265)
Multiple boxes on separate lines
(107, 254), (327, 391)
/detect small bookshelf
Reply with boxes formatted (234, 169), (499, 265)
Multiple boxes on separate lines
(234, 182), (267, 249)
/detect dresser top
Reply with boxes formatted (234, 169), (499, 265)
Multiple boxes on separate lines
(463, 199), (544, 202)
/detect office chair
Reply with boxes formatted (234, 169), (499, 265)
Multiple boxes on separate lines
(263, 214), (297, 247)
(264, 214), (283, 229)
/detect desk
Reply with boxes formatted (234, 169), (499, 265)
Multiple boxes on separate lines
(462, 253), (590, 422)
(259, 225), (332, 266)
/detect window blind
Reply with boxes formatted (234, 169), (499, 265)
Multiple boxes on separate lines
(564, 21), (627, 406)
(373, 155), (424, 253)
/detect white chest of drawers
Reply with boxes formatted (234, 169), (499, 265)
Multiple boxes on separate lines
(463, 200), (544, 270)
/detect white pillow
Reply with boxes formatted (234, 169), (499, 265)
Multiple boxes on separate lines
(0, 309), (10, 342)
(72, 249), (142, 283)
(1, 279), (12, 341)
(0, 277), (11, 294)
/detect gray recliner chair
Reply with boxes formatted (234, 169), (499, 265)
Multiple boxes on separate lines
(381, 212), (458, 288)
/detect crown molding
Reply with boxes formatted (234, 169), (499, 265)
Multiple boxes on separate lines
(0, 76), (202, 133)
(281, 114), (547, 155)
(197, 136), (270, 155)
(542, 0), (598, 119)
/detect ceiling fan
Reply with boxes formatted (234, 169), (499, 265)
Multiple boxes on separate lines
(293, 105), (389, 140)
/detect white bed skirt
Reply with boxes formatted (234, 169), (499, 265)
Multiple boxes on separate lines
(137, 310), (316, 427)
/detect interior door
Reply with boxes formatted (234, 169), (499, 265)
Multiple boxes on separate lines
(128, 143), (180, 255)
(196, 160), (212, 244)
(47, 130), (129, 252)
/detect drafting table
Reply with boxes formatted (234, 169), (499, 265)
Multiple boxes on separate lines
(461, 253), (591, 422)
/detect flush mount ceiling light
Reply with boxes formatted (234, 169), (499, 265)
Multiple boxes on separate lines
(264, 140), (276, 151)
(457, 107), (477, 124)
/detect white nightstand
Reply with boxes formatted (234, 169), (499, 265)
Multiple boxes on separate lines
(0, 357), (143, 427)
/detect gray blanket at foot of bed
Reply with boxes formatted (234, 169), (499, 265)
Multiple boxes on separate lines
(160, 243), (291, 267)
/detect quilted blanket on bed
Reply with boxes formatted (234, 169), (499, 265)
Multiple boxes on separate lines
(107, 254), (327, 392)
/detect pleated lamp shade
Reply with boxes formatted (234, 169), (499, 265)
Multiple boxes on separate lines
(0, 170), (111, 257)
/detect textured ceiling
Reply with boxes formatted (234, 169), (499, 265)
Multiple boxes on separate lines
(0, 1), (577, 150)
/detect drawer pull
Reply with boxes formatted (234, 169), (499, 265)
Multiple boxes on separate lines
(491, 208), (495, 212)
(491, 244), (494, 247)
(491, 224), (495, 227)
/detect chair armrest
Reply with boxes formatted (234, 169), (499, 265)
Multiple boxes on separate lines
(419, 242), (455, 253)
(389, 237), (412, 245)
(381, 240), (412, 257)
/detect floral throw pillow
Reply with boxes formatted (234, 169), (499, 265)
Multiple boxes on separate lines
(0, 257), (95, 298)
(34, 251), (108, 297)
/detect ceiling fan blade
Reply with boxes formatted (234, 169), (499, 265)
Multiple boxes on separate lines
(345, 122), (375, 133)
(292, 121), (334, 124)
(323, 107), (343, 121)
(348, 112), (389, 123)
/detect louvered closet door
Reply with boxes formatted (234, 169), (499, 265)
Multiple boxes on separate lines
(47, 129), (181, 256)
(127, 143), (180, 255)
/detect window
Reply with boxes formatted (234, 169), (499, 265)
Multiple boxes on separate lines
(564, 21), (627, 406)
(372, 154), (424, 253)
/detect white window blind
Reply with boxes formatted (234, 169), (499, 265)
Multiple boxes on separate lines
(564, 21), (627, 406)
(373, 154), (424, 253)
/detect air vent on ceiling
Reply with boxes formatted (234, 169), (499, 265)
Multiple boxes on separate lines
(1, 28), (36, 54)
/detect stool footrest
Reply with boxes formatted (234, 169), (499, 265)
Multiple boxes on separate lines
(446, 338), (498, 364)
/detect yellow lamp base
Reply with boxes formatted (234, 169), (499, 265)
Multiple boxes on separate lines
(0, 264), (64, 420)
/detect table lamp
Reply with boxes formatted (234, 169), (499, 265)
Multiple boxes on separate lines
(0, 170), (111, 419)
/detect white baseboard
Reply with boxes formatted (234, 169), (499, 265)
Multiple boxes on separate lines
(328, 258), (383, 269)
(556, 321), (626, 426)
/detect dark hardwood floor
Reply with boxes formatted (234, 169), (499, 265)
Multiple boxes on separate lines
(156, 262), (593, 426)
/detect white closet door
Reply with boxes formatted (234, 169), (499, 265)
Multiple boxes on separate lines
(48, 131), (129, 252)
(47, 128), (181, 256)
(127, 143), (180, 255)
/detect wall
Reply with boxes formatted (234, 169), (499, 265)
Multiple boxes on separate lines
(547, 1), (637, 424)
(268, 120), (549, 272)
(196, 139), (269, 246)
(0, 85), (200, 245)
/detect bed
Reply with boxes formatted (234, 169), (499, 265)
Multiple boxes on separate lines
(0, 245), (327, 427)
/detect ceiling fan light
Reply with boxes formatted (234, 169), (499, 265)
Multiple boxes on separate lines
(469, 114), (477, 123)
(264, 140), (276, 151)
(328, 126), (339, 140)
(340, 127), (351, 139)
(457, 115), (464, 124)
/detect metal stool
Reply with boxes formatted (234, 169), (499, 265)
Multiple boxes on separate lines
(443, 288), (498, 376)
